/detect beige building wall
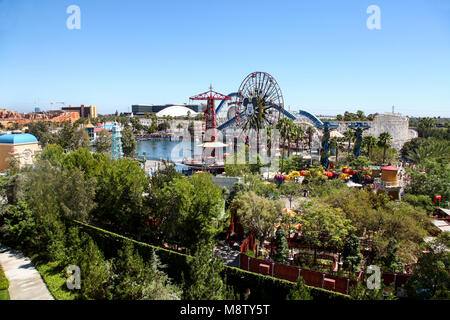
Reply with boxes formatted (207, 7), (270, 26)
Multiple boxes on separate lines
(0, 142), (41, 172)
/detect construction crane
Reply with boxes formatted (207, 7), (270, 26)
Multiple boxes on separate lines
(50, 101), (65, 110)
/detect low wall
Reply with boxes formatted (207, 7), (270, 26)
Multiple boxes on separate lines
(212, 176), (243, 190)
(240, 253), (411, 295)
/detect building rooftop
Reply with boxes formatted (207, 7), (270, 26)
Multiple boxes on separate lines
(0, 133), (38, 144)
(156, 105), (199, 117)
(381, 165), (399, 171)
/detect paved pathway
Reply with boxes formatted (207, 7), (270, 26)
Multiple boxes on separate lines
(0, 244), (54, 300)
(215, 241), (241, 268)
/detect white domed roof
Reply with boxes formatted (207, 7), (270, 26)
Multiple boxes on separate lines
(156, 105), (198, 117)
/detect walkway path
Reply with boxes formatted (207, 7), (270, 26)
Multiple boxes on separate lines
(215, 241), (241, 268)
(0, 244), (54, 300)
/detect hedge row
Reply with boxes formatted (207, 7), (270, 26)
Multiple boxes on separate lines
(0, 263), (9, 291)
(72, 220), (350, 300)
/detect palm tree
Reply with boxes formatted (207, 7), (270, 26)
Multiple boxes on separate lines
(417, 117), (435, 138)
(329, 137), (343, 163)
(286, 122), (296, 157)
(362, 135), (377, 158)
(294, 126), (305, 154)
(305, 126), (315, 165)
(377, 132), (392, 164)
(407, 139), (450, 164)
(306, 126), (314, 151)
(343, 130), (355, 155)
(277, 118), (290, 149)
(277, 118), (294, 171)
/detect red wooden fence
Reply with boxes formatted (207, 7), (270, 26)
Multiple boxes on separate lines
(239, 253), (411, 295)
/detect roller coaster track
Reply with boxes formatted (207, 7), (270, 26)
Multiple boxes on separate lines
(216, 96), (324, 130)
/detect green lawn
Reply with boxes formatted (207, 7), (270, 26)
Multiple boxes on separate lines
(33, 259), (79, 300)
(0, 263), (10, 300)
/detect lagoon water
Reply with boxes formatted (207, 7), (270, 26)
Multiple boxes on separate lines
(136, 140), (203, 164)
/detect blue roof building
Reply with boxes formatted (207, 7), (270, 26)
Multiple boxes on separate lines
(0, 134), (39, 145)
(0, 133), (40, 171)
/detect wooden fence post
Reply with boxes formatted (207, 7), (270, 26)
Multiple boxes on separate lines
(272, 262), (275, 277)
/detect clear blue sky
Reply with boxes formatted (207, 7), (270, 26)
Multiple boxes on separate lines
(1, 0), (449, 117)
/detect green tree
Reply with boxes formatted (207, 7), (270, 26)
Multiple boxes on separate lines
(152, 173), (226, 250)
(350, 281), (396, 300)
(298, 202), (354, 264)
(23, 162), (96, 260)
(287, 277), (312, 300)
(329, 137), (343, 162)
(382, 239), (405, 273)
(407, 138), (450, 164)
(107, 243), (181, 300)
(280, 181), (302, 208)
(294, 125), (305, 152)
(377, 132), (392, 164)
(402, 194), (435, 215)
(343, 130), (355, 155)
(93, 158), (148, 237)
(0, 201), (37, 248)
(406, 160), (450, 206)
(277, 118), (295, 171)
(130, 117), (143, 132)
(56, 122), (76, 150)
(38, 144), (65, 166)
(121, 126), (137, 157)
(65, 229), (110, 300)
(342, 234), (363, 273)
(362, 135), (377, 158)
(405, 233), (450, 299)
(349, 155), (372, 170)
(95, 130), (112, 153)
(157, 121), (171, 132)
(417, 117), (435, 138)
(234, 191), (283, 254)
(183, 243), (234, 300)
(273, 226), (289, 263)
(73, 129), (91, 150)
(306, 126), (315, 151)
(27, 121), (55, 146)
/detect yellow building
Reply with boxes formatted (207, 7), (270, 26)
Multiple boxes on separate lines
(62, 105), (98, 119)
(0, 134), (41, 171)
(377, 165), (401, 200)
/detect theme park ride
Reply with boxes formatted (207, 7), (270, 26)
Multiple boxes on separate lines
(318, 121), (339, 169)
(348, 122), (371, 157)
(184, 71), (338, 171)
(217, 72), (287, 136)
(216, 71), (288, 163)
(182, 86), (230, 171)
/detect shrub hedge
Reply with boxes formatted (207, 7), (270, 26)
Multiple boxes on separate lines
(72, 220), (351, 300)
(0, 263), (10, 300)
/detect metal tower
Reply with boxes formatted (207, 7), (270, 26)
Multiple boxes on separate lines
(190, 85), (230, 143)
(111, 122), (123, 159)
(348, 122), (371, 157)
(318, 121), (339, 169)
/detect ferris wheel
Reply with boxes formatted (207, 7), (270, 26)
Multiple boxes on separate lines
(217, 72), (285, 136)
